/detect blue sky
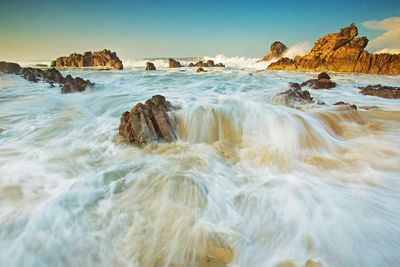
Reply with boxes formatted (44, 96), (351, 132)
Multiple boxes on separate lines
(1, 0), (399, 60)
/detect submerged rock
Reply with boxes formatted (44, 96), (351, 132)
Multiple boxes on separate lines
(145, 62), (156, 71)
(168, 58), (182, 68)
(260, 41), (287, 61)
(62, 75), (93, 93)
(119, 95), (177, 146)
(334, 101), (357, 110)
(196, 67), (207, 73)
(51, 49), (123, 70)
(358, 84), (400, 99)
(267, 23), (400, 74)
(0, 61), (21, 74)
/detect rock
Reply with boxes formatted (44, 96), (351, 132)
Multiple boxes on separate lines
(145, 62), (156, 71)
(267, 23), (400, 74)
(189, 63), (195, 67)
(168, 58), (182, 68)
(61, 75), (93, 94)
(188, 60), (225, 68)
(196, 67), (207, 73)
(0, 61), (21, 74)
(358, 84), (400, 99)
(333, 101), (357, 110)
(119, 95), (177, 146)
(35, 64), (48, 67)
(318, 72), (330, 80)
(273, 86), (321, 107)
(51, 49), (123, 70)
(260, 41), (288, 61)
(301, 78), (336, 89)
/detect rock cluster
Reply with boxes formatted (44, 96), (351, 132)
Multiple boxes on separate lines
(189, 60), (225, 67)
(358, 84), (400, 99)
(300, 72), (336, 89)
(119, 95), (177, 146)
(267, 23), (400, 74)
(145, 62), (156, 71)
(168, 58), (182, 68)
(51, 49), (123, 70)
(0, 62), (93, 93)
(260, 41), (287, 61)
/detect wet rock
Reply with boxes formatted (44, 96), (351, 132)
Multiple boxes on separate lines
(189, 60), (225, 68)
(317, 72), (330, 80)
(260, 41), (287, 61)
(299, 72), (336, 89)
(61, 75), (93, 94)
(0, 61), (21, 74)
(268, 23), (400, 74)
(168, 58), (182, 68)
(145, 62), (156, 71)
(334, 101), (357, 110)
(358, 84), (400, 99)
(189, 62), (195, 67)
(51, 49), (123, 70)
(196, 67), (207, 73)
(119, 95), (177, 146)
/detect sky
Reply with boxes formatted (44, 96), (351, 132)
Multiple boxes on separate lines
(0, 0), (399, 61)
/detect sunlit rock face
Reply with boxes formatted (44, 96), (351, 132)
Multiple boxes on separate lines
(268, 23), (400, 74)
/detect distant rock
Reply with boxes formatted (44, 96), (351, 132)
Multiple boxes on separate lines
(196, 67), (207, 73)
(188, 60), (225, 67)
(119, 95), (177, 146)
(0, 61), (21, 74)
(268, 23), (400, 74)
(260, 41), (287, 61)
(35, 64), (48, 67)
(358, 84), (400, 99)
(1, 62), (93, 93)
(146, 62), (156, 71)
(51, 49), (123, 70)
(168, 58), (182, 68)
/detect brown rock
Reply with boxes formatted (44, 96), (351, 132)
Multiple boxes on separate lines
(301, 78), (336, 89)
(260, 41), (288, 61)
(333, 101), (357, 110)
(119, 95), (176, 146)
(51, 49), (123, 70)
(188, 60), (225, 68)
(358, 84), (400, 99)
(0, 61), (21, 74)
(317, 72), (330, 80)
(61, 75), (93, 94)
(196, 67), (207, 73)
(189, 62), (195, 67)
(145, 62), (156, 71)
(168, 58), (182, 68)
(267, 23), (400, 74)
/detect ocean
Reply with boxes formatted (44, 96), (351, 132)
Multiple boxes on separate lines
(0, 55), (400, 267)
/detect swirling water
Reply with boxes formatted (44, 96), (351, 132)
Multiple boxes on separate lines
(0, 60), (400, 267)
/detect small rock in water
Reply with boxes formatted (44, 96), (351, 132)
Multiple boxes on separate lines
(300, 72), (336, 89)
(334, 101), (357, 110)
(358, 84), (400, 99)
(168, 58), (182, 68)
(196, 67), (207, 73)
(145, 62), (156, 71)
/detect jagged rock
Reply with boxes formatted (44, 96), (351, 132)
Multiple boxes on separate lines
(119, 95), (176, 146)
(267, 23), (400, 74)
(188, 60), (225, 67)
(196, 67), (207, 73)
(358, 84), (400, 99)
(168, 58), (182, 68)
(334, 101), (357, 110)
(145, 62), (156, 71)
(260, 41), (287, 61)
(51, 49), (123, 70)
(0, 61), (21, 74)
(1, 61), (93, 93)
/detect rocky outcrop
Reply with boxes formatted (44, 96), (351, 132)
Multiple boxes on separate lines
(168, 58), (182, 68)
(0, 61), (21, 74)
(260, 41), (287, 61)
(196, 67), (207, 73)
(145, 62), (156, 71)
(300, 72), (336, 89)
(358, 84), (400, 99)
(267, 23), (400, 74)
(189, 60), (225, 67)
(51, 49), (123, 70)
(119, 95), (177, 146)
(0, 62), (93, 93)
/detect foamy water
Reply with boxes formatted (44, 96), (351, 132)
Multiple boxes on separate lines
(0, 60), (400, 267)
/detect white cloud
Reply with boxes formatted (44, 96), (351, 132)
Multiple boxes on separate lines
(362, 17), (400, 54)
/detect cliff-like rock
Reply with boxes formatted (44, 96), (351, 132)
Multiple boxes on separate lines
(51, 49), (123, 70)
(260, 41), (287, 61)
(267, 23), (400, 74)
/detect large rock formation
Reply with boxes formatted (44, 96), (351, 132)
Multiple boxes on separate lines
(267, 23), (400, 74)
(168, 58), (182, 68)
(119, 95), (177, 146)
(0, 62), (93, 93)
(51, 49), (123, 70)
(358, 84), (400, 99)
(260, 41), (287, 61)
